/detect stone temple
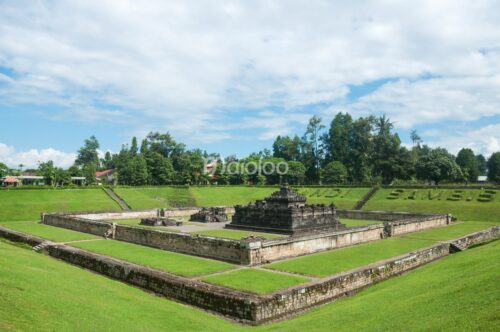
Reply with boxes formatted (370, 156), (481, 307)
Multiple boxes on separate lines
(226, 184), (346, 235)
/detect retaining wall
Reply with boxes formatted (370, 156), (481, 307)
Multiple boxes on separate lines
(337, 209), (446, 221)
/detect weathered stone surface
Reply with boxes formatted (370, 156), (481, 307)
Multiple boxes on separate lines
(228, 185), (346, 234)
(190, 207), (228, 223)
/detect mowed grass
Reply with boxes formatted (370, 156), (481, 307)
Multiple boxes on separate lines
(113, 187), (195, 209)
(202, 268), (309, 294)
(0, 221), (98, 242)
(341, 218), (381, 228)
(297, 187), (371, 209)
(265, 237), (435, 277)
(0, 189), (120, 222)
(1, 239), (498, 331)
(190, 229), (285, 240)
(190, 186), (276, 207)
(71, 239), (235, 277)
(265, 221), (497, 277)
(364, 188), (500, 223)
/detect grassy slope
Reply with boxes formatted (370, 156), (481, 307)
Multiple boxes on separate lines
(341, 218), (381, 228)
(1, 239), (497, 331)
(112, 186), (371, 210)
(113, 187), (195, 209)
(265, 221), (497, 277)
(71, 239), (235, 277)
(0, 189), (119, 222)
(202, 269), (309, 294)
(0, 221), (98, 242)
(364, 188), (500, 223)
(297, 187), (371, 209)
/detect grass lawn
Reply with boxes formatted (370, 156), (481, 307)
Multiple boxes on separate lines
(0, 221), (98, 242)
(0, 189), (120, 222)
(190, 229), (285, 240)
(113, 187), (195, 209)
(297, 187), (371, 209)
(71, 239), (235, 277)
(265, 221), (497, 277)
(202, 268), (309, 294)
(265, 237), (435, 277)
(364, 188), (500, 223)
(190, 186), (276, 206)
(0, 239), (497, 331)
(341, 218), (381, 228)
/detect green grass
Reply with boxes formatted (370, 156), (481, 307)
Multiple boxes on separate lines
(1, 239), (498, 331)
(265, 221), (497, 277)
(190, 229), (285, 240)
(265, 237), (435, 277)
(71, 239), (235, 277)
(190, 186), (276, 206)
(202, 268), (309, 294)
(0, 221), (98, 242)
(364, 188), (500, 223)
(297, 187), (371, 209)
(0, 189), (120, 222)
(341, 218), (381, 228)
(113, 187), (195, 209)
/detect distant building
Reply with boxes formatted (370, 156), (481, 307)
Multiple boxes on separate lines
(2, 176), (20, 187)
(477, 175), (488, 183)
(96, 169), (116, 185)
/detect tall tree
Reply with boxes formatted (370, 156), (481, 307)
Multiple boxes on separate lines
(130, 137), (138, 156)
(322, 112), (353, 165)
(75, 136), (100, 168)
(487, 152), (500, 183)
(321, 161), (348, 184)
(346, 116), (374, 183)
(415, 148), (462, 184)
(410, 129), (422, 146)
(476, 154), (487, 176)
(0, 162), (8, 178)
(456, 148), (479, 182)
(38, 161), (56, 186)
(303, 116), (325, 183)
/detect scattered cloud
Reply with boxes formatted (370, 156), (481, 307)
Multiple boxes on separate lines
(0, 143), (76, 168)
(0, 0), (499, 153)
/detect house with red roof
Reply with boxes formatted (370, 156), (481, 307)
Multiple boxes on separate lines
(95, 169), (116, 185)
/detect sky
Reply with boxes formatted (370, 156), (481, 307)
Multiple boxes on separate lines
(1, 0), (499, 168)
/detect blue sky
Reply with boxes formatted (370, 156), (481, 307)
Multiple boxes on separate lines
(1, 1), (499, 167)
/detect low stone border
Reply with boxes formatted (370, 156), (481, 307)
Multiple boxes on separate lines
(1, 225), (497, 324)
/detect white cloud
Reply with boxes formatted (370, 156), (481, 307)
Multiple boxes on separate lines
(0, 0), (499, 150)
(0, 143), (75, 168)
(426, 123), (500, 156)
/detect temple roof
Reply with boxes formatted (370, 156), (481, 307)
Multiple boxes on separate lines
(265, 184), (306, 204)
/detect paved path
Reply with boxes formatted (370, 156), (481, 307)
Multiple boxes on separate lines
(103, 188), (131, 210)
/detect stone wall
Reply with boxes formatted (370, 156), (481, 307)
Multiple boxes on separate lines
(0, 224), (498, 324)
(337, 209), (445, 221)
(42, 213), (111, 237)
(253, 243), (451, 322)
(389, 215), (451, 236)
(251, 225), (385, 264)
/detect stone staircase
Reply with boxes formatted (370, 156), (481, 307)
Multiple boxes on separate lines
(449, 242), (467, 252)
(32, 241), (51, 252)
(353, 186), (379, 210)
(103, 188), (131, 210)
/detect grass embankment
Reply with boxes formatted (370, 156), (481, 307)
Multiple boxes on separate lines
(71, 239), (235, 277)
(364, 188), (500, 223)
(1, 239), (497, 331)
(0, 221), (98, 242)
(0, 189), (120, 222)
(113, 187), (195, 209)
(202, 269), (309, 294)
(112, 186), (371, 210)
(265, 221), (496, 277)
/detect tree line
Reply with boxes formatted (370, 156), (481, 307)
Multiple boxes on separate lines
(1, 112), (500, 186)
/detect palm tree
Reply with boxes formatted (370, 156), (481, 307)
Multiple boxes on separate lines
(374, 114), (393, 136)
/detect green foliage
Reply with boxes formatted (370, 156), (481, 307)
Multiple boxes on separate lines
(416, 148), (463, 184)
(321, 161), (348, 184)
(283, 160), (306, 185)
(75, 135), (100, 167)
(456, 148), (479, 182)
(0, 162), (8, 177)
(476, 154), (487, 175)
(487, 152), (500, 183)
